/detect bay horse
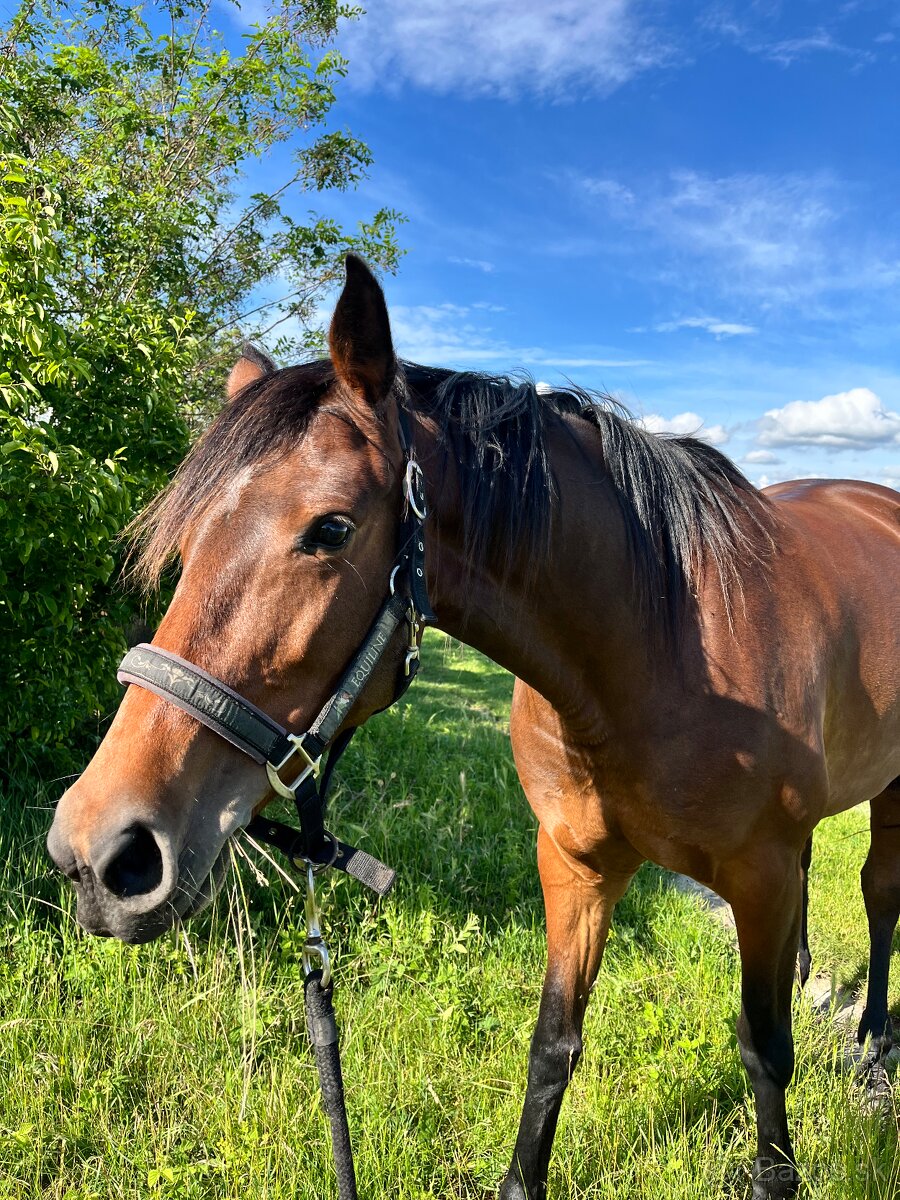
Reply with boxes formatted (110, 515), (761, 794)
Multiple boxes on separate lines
(48, 256), (900, 1199)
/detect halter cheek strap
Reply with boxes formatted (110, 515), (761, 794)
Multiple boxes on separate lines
(116, 404), (433, 897)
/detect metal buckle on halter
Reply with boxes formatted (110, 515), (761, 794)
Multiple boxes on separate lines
(404, 604), (421, 676)
(403, 459), (428, 520)
(265, 733), (322, 801)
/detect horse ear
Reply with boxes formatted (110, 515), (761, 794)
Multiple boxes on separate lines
(227, 344), (276, 400)
(328, 254), (396, 405)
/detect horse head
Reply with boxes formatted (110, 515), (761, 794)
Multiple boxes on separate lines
(48, 257), (418, 942)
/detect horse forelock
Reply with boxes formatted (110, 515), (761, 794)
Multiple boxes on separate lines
(128, 359), (338, 591)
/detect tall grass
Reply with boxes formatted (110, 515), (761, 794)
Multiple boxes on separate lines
(0, 634), (896, 1198)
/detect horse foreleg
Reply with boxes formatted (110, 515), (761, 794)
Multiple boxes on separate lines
(798, 835), (812, 987)
(726, 849), (803, 1200)
(858, 779), (900, 1058)
(499, 826), (640, 1200)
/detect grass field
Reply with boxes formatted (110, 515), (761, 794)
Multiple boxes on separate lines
(1, 632), (897, 1199)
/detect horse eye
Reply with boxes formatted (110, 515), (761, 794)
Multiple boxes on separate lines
(300, 516), (354, 553)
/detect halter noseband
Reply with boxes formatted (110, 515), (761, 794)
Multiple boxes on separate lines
(116, 407), (434, 897)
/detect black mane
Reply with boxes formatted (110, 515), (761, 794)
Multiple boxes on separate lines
(404, 364), (773, 636)
(132, 359), (774, 637)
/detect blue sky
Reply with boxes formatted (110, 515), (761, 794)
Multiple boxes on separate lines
(237, 0), (900, 490)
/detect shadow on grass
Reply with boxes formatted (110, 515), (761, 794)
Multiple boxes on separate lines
(412, 665), (512, 714)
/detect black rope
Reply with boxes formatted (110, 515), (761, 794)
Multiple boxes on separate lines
(305, 969), (357, 1200)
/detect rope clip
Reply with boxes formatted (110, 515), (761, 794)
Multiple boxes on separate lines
(302, 864), (332, 988)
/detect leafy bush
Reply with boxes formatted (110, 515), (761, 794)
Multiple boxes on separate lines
(1, 104), (192, 766)
(0, 0), (403, 768)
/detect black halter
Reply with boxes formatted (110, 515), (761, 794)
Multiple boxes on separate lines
(116, 407), (434, 897)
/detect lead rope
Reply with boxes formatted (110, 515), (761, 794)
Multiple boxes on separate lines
(279, 407), (434, 1196)
(302, 865), (357, 1200)
(305, 970), (356, 1198)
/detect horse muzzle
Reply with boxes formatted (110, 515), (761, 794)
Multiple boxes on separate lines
(47, 790), (227, 943)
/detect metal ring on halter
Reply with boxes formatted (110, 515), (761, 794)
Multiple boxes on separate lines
(389, 563), (402, 595)
(292, 829), (340, 874)
(404, 460), (428, 520)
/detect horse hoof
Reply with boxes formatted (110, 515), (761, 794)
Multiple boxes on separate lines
(857, 1010), (893, 1059)
(751, 1156), (800, 1199)
(498, 1175), (541, 1200)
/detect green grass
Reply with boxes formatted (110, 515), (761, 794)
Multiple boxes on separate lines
(0, 633), (897, 1199)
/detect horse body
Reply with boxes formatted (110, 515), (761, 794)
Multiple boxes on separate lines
(292, 365), (899, 1197)
(421, 405), (898, 1198)
(433, 419), (898, 879)
(47, 257), (900, 1199)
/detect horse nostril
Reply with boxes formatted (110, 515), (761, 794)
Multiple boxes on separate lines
(46, 815), (82, 882)
(100, 824), (165, 898)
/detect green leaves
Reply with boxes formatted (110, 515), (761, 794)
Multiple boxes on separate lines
(0, 98), (191, 765)
(0, 0), (403, 766)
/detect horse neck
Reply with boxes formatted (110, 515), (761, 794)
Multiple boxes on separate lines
(414, 409), (667, 741)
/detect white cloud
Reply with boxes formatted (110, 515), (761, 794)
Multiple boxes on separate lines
(338, 0), (671, 99)
(655, 316), (757, 337)
(758, 387), (900, 449)
(753, 465), (900, 492)
(391, 303), (508, 363)
(390, 301), (649, 369)
(701, 8), (875, 68)
(531, 355), (650, 367)
(584, 169), (833, 281)
(658, 170), (834, 280)
(582, 178), (636, 205)
(449, 256), (495, 274)
(754, 472), (821, 489)
(579, 167), (900, 305)
(743, 449), (781, 464)
(639, 410), (730, 446)
(763, 30), (864, 67)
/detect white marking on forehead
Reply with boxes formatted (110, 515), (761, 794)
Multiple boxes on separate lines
(219, 464), (261, 517)
(184, 463), (263, 562)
